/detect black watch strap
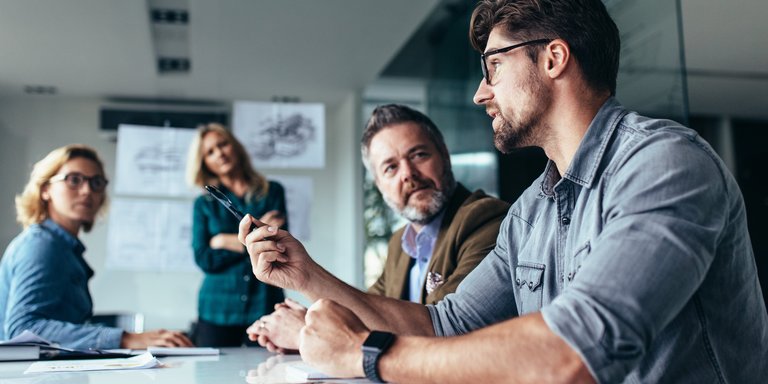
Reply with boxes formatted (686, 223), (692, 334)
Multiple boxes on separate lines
(363, 347), (385, 383)
(362, 331), (395, 383)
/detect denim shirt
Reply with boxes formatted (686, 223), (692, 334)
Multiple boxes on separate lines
(0, 219), (123, 349)
(428, 98), (768, 383)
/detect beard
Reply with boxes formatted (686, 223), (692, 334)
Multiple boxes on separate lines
(493, 69), (552, 154)
(383, 171), (455, 225)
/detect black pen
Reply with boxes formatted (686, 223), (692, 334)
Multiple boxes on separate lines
(204, 185), (264, 231)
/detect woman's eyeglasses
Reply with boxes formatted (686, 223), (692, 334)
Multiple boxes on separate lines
(49, 172), (109, 192)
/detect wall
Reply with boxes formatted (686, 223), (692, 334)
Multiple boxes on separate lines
(0, 94), (363, 330)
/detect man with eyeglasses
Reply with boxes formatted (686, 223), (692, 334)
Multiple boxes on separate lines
(239, 0), (768, 382)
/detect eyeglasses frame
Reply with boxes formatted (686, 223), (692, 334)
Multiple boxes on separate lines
(480, 38), (553, 85)
(49, 172), (109, 192)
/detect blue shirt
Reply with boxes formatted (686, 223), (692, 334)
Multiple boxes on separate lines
(428, 98), (768, 383)
(0, 219), (124, 349)
(401, 210), (445, 303)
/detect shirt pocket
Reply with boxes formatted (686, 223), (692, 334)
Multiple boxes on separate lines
(515, 262), (545, 315)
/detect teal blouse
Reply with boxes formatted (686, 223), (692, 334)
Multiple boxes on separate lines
(192, 181), (287, 326)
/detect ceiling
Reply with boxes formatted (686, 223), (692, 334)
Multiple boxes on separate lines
(0, 0), (765, 119)
(0, 0), (438, 105)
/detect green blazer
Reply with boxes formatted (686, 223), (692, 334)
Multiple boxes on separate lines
(368, 183), (510, 304)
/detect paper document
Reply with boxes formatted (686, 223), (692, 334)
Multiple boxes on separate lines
(24, 352), (160, 374)
(148, 347), (219, 356)
(285, 361), (333, 381)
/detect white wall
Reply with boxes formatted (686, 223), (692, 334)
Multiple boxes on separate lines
(0, 94), (363, 331)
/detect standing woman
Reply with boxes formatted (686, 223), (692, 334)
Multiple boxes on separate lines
(0, 144), (192, 349)
(187, 123), (287, 347)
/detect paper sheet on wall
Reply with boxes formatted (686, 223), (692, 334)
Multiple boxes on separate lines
(233, 101), (325, 168)
(269, 175), (312, 241)
(106, 198), (196, 272)
(114, 125), (198, 197)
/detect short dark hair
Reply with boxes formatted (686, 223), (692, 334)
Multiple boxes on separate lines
(470, 0), (620, 95)
(361, 104), (451, 172)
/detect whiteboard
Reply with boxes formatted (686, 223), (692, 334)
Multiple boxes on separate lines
(233, 101), (325, 169)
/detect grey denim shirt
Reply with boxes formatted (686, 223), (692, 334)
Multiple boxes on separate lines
(428, 98), (768, 383)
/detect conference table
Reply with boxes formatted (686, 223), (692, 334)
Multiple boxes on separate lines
(0, 347), (371, 383)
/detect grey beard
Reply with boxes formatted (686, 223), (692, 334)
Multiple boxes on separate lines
(385, 187), (450, 226)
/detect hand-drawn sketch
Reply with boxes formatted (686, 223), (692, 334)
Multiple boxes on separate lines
(233, 102), (325, 168)
(269, 175), (313, 241)
(105, 198), (197, 272)
(115, 125), (198, 197)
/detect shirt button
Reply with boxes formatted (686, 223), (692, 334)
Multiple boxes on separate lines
(561, 216), (571, 225)
(240, 295), (248, 302)
(243, 275), (251, 282)
(528, 282), (533, 289)
(516, 278), (521, 285)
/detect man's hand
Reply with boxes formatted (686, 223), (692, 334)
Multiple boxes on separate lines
(299, 299), (368, 378)
(120, 329), (194, 349)
(238, 214), (316, 291)
(247, 298), (307, 353)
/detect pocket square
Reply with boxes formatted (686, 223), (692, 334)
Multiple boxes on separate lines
(425, 271), (444, 294)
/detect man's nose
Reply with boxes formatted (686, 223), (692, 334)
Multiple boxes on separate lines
(473, 78), (492, 105)
(400, 160), (417, 183)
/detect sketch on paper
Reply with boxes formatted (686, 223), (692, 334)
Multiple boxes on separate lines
(105, 198), (197, 272)
(233, 102), (325, 168)
(269, 175), (313, 241)
(114, 125), (198, 197)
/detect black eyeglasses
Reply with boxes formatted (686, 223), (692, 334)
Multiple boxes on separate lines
(480, 39), (552, 85)
(49, 172), (109, 192)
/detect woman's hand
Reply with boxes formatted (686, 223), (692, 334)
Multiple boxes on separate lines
(209, 233), (244, 253)
(120, 329), (194, 348)
(259, 210), (286, 229)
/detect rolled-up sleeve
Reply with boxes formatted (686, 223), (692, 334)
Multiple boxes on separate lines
(541, 133), (727, 382)
(429, 213), (519, 336)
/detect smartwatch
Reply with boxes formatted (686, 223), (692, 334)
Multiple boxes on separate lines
(361, 330), (395, 383)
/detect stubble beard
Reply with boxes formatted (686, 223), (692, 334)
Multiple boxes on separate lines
(493, 70), (551, 154)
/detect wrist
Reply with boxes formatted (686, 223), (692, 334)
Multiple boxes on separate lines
(361, 330), (395, 383)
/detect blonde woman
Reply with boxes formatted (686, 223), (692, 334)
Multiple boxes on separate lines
(187, 124), (287, 347)
(0, 144), (193, 349)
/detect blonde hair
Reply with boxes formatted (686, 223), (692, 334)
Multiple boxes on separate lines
(15, 144), (108, 232)
(186, 123), (269, 199)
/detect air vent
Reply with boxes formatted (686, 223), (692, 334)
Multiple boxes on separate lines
(24, 85), (57, 95)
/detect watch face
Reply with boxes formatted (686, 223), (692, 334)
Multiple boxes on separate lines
(362, 331), (395, 352)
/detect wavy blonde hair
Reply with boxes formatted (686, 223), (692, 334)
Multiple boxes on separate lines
(15, 144), (108, 232)
(186, 123), (269, 199)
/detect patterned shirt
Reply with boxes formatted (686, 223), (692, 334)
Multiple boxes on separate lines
(192, 180), (287, 326)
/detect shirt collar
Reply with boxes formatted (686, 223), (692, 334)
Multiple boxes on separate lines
(40, 218), (86, 255)
(401, 209), (446, 259)
(540, 97), (628, 195)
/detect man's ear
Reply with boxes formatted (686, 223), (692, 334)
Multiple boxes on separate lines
(543, 39), (570, 79)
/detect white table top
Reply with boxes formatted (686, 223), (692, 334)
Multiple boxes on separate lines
(0, 347), (369, 383)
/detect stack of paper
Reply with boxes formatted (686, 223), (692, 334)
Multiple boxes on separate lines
(24, 352), (160, 374)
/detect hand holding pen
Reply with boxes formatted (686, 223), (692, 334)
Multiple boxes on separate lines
(237, 212), (318, 293)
